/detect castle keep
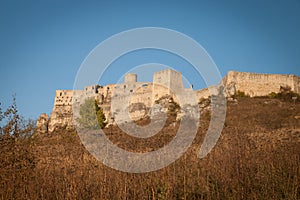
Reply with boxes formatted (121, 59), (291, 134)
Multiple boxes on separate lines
(45, 70), (300, 132)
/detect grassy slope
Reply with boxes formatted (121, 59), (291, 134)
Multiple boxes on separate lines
(1, 97), (299, 199)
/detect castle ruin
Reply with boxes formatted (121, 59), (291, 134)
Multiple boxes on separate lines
(46, 69), (300, 132)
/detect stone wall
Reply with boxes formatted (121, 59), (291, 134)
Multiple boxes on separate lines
(222, 71), (300, 97)
(196, 86), (220, 99)
(196, 71), (300, 98)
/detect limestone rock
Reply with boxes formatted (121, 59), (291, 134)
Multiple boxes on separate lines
(36, 113), (49, 133)
(48, 105), (74, 132)
(225, 82), (236, 97)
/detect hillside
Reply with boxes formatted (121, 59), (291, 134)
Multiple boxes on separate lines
(1, 97), (300, 199)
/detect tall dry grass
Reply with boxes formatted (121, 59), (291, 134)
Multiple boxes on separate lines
(0, 97), (299, 199)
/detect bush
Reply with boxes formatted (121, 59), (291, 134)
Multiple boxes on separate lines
(268, 86), (300, 102)
(96, 105), (107, 129)
(269, 92), (278, 98)
(236, 90), (248, 97)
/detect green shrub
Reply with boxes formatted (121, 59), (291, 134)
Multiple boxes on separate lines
(77, 97), (107, 129)
(236, 90), (247, 97)
(269, 92), (278, 98)
(268, 87), (300, 102)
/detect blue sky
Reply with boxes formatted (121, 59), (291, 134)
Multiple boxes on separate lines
(0, 0), (300, 119)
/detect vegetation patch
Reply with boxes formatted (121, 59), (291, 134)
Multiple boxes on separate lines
(76, 97), (107, 129)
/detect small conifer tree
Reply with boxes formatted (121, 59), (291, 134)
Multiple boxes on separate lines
(77, 97), (107, 129)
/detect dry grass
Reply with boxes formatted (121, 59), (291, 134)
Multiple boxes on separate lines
(0, 97), (299, 199)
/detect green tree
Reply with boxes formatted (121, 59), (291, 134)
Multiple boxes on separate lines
(96, 104), (107, 129)
(77, 97), (107, 129)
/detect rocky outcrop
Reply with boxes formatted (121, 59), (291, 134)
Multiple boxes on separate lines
(35, 113), (49, 133)
(224, 82), (236, 97)
(48, 105), (74, 132)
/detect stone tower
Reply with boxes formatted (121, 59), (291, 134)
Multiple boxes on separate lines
(124, 73), (137, 84)
(152, 69), (184, 101)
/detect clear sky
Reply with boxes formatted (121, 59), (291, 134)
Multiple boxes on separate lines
(0, 0), (300, 119)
